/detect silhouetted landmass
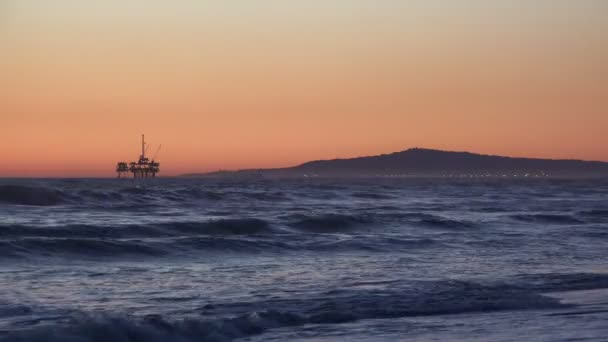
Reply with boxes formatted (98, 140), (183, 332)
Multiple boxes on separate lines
(182, 148), (608, 178)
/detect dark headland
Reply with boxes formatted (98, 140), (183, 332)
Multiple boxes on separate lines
(182, 148), (608, 178)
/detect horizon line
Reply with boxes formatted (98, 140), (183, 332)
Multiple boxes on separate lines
(1, 147), (607, 178)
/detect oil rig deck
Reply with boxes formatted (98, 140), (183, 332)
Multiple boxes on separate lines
(116, 135), (160, 178)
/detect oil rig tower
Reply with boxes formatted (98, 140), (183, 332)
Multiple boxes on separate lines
(116, 135), (160, 178)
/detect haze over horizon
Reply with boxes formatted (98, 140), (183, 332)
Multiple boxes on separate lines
(2, 1), (607, 177)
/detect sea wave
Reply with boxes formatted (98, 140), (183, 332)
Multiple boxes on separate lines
(418, 218), (477, 229)
(171, 188), (224, 201)
(512, 272), (608, 292)
(577, 210), (608, 222)
(164, 219), (272, 235)
(0, 238), (167, 258)
(288, 214), (373, 233)
(350, 192), (395, 200)
(0, 278), (571, 342)
(0, 234), (439, 259)
(0, 304), (32, 318)
(0, 183), (230, 208)
(509, 214), (584, 224)
(0, 219), (273, 239)
(0, 185), (66, 206)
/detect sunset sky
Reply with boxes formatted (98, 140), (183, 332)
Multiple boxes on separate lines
(1, 1), (607, 177)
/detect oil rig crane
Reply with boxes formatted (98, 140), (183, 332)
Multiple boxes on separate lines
(116, 135), (160, 178)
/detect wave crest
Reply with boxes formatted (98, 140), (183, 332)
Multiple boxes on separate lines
(510, 214), (584, 224)
(289, 214), (373, 232)
(163, 219), (272, 235)
(0, 185), (65, 206)
(419, 218), (476, 229)
(1, 279), (569, 342)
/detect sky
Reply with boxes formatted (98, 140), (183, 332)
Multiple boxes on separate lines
(1, 0), (607, 176)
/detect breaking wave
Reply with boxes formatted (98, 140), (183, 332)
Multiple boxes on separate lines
(0, 278), (573, 342)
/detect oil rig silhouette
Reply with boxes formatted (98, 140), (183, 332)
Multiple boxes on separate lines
(116, 135), (160, 178)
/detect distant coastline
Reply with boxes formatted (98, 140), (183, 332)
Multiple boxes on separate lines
(181, 148), (608, 179)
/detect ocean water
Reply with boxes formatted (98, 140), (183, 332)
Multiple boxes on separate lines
(0, 178), (607, 341)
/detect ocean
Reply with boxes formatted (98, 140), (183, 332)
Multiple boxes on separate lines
(0, 178), (607, 341)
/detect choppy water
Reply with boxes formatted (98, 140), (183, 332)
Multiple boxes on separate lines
(0, 178), (607, 341)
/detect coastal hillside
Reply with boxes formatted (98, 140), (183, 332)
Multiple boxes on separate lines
(183, 148), (608, 178)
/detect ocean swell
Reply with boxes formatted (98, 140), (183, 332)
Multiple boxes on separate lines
(288, 214), (373, 233)
(418, 218), (477, 229)
(509, 214), (584, 225)
(0, 219), (273, 240)
(164, 219), (272, 235)
(0, 234), (440, 259)
(0, 238), (167, 258)
(0, 185), (65, 206)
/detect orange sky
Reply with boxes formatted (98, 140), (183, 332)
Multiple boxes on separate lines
(1, 1), (607, 177)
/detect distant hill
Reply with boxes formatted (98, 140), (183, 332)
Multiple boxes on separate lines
(182, 148), (608, 178)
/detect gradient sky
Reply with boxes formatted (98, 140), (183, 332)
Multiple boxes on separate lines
(1, 1), (607, 176)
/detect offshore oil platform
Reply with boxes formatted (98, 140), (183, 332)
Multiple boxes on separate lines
(116, 135), (161, 178)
